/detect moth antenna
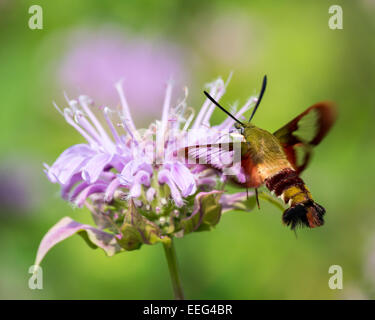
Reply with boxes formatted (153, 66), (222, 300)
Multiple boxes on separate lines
(249, 75), (267, 122)
(203, 91), (244, 126)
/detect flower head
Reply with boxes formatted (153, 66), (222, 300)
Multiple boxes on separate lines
(36, 77), (258, 265)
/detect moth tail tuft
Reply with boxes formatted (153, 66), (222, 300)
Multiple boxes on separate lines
(282, 200), (325, 230)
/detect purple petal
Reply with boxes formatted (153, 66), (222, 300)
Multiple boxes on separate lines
(35, 217), (122, 267)
(119, 159), (153, 186)
(169, 162), (197, 196)
(81, 153), (113, 184)
(109, 154), (128, 172)
(129, 183), (141, 198)
(46, 144), (95, 185)
(158, 169), (183, 207)
(119, 161), (136, 185)
(220, 191), (255, 213)
(128, 170), (151, 198)
(104, 178), (121, 202)
(146, 187), (156, 202)
(49, 144), (95, 169)
(196, 177), (217, 188)
(60, 172), (83, 200)
(98, 171), (116, 181)
(135, 170), (151, 186)
(162, 162), (196, 197)
(75, 183), (108, 207)
(69, 181), (90, 201)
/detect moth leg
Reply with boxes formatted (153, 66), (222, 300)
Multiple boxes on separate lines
(255, 188), (260, 210)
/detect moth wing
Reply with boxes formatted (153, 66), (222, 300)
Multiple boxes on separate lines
(183, 142), (237, 170)
(183, 142), (262, 188)
(273, 101), (337, 173)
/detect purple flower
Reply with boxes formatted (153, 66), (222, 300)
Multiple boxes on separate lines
(37, 76), (258, 265)
(58, 27), (188, 121)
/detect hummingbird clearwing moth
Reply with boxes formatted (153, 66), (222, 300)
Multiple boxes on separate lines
(184, 76), (337, 230)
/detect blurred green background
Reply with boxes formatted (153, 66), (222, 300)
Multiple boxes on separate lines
(1, 0), (375, 299)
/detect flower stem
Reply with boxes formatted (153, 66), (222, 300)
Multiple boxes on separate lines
(163, 239), (185, 300)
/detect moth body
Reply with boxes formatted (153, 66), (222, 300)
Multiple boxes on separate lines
(242, 124), (325, 229)
(189, 77), (336, 230)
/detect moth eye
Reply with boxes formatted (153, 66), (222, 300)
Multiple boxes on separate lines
(233, 123), (244, 135)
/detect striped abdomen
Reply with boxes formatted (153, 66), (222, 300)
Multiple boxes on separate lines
(265, 168), (325, 229)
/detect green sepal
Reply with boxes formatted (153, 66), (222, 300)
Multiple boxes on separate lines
(117, 201), (171, 250)
(116, 223), (143, 251)
(179, 191), (223, 236)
